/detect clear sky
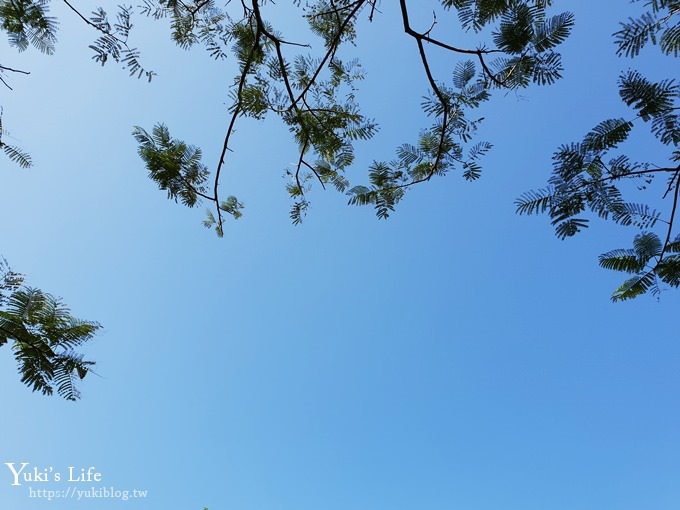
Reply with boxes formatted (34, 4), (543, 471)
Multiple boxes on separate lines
(1, 1), (679, 510)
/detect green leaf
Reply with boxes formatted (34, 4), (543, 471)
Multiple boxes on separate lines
(633, 231), (662, 262)
(553, 217), (589, 239)
(656, 256), (680, 286)
(611, 271), (657, 301)
(493, 4), (534, 54)
(0, 287), (100, 400)
(614, 12), (661, 57)
(619, 71), (678, 120)
(598, 249), (644, 273)
(515, 187), (553, 216)
(219, 196), (244, 220)
(452, 60), (476, 88)
(660, 23), (680, 56)
(133, 124), (210, 208)
(582, 118), (634, 152)
(2, 142), (32, 168)
(533, 12), (575, 52)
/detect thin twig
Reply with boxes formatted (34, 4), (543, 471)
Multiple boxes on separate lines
(292, 0), (366, 109)
(657, 169), (680, 264)
(294, 139), (310, 195)
(213, 12), (262, 230)
(0, 65), (30, 75)
(399, 0), (449, 180)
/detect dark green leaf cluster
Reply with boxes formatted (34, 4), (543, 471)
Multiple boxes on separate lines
(128, 1), (572, 231)
(442, 0), (574, 87)
(220, 2), (376, 225)
(203, 196), (244, 237)
(279, 57), (377, 221)
(1, 141), (31, 167)
(3, 1), (572, 232)
(600, 232), (680, 301)
(133, 123), (243, 237)
(444, 0), (554, 32)
(348, 59), (492, 218)
(516, 116), (664, 235)
(0, 108), (32, 167)
(0, 266), (100, 401)
(619, 70), (680, 145)
(133, 124), (211, 208)
(0, 1), (154, 80)
(0, 0), (57, 54)
(305, 0), (359, 49)
(343, 1), (572, 219)
(519, 0), (680, 300)
(0, 257), (24, 305)
(614, 0), (680, 57)
(1, 1), (155, 167)
(140, 0), (233, 60)
(487, 6), (573, 87)
(89, 6), (155, 81)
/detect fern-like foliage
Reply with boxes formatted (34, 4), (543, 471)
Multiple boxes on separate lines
(1, 140), (31, 167)
(0, 0), (57, 54)
(134, 123), (243, 235)
(0, 257), (23, 310)
(88, 6), (155, 81)
(517, 118), (641, 239)
(347, 58), (495, 216)
(600, 232), (680, 301)
(140, 0), (232, 60)
(484, 3), (574, 88)
(444, 0), (557, 33)
(519, 0), (680, 300)
(0, 1), (153, 79)
(0, 284), (100, 400)
(347, 1), (571, 218)
(0, 108), (32, 167)
(614, 1), (680, 57)
(0, 2), (155, 167)
(133, 124), (210, 208)
(518, 108), (680, 299)
(126, 1), (573, 228)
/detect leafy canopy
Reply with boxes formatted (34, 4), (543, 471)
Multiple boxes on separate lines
(517, 0), (680, 301)
(129, 0), (574, 231)
(2, 0), (574, 232)
(5, 1), (679, 301)
(0, 259), (100, 400)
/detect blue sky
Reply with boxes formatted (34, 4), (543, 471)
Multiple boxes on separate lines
(1, 1), (679, 509)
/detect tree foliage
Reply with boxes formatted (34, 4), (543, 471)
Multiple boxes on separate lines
(1, 107), (32, 167)
(3, 1), (678, 301)
(0, 258), (100, 400)
(129, 0), (574, 231)
(0, 0), (575, 231)
(518, 0), (680, 301)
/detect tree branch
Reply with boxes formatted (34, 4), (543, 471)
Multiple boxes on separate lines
(399, 0), (449, 180)
(399, 0), (504, 87)
(658, 169), (680, 264)
(212, 13), (262, 230)
(292, 0), (366, 109)
(0, 65), (30, 75)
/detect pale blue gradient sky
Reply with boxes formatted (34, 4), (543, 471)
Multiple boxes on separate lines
(1, 2), (679, 510)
